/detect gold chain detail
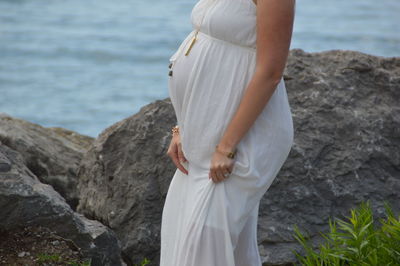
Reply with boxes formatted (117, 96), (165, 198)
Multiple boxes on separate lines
(215, 144), (237, 159)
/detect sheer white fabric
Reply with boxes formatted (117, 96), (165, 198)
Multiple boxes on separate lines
(160, 0), (294, 265)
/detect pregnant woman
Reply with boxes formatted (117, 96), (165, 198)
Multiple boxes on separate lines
(161, 0), (295, 265)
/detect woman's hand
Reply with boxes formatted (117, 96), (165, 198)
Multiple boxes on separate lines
(209, 145), (236, 183)
(166, 133), (188, 175)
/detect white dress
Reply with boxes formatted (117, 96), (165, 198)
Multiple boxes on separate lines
(160, 0), (294, 265)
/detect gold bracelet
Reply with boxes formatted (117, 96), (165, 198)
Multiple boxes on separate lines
(215, 144), (237, 159)
(171, 125), (179, 135)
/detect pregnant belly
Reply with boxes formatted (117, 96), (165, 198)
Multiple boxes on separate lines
(168, 52), (192, 114)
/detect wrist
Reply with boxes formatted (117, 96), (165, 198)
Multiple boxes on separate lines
(217, 140), (237, 152)
(215, 142), (237, 159)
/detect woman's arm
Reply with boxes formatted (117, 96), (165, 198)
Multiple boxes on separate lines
(217, 0), (296, 153)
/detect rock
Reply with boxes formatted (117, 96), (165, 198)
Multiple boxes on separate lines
(76, 49), (400, 265)
(77, 100), (176, 265)
(0, 144), (124, 266)
(0, 113), (94, 210)
(257, 49), (400, 265)
(17, 251), (26, 257)
(0, 150), (11, 173)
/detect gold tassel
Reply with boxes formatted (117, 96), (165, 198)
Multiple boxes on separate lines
(185, 31), (199, 56)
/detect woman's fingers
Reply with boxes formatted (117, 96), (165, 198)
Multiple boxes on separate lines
(209, 168), (218, 182)
(174, 148), (188, 175)
(176, 143), (188, 174)
(209, 164), (231, 183)
(225, 166), (232, 174)
(215, 169), (225, 183)
(167, 140), (188, 175)
(177, 143), (187, 163)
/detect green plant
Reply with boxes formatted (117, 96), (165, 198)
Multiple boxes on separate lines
(36, 252), (91, 265)
(66, 258), (92, 266)
(292, 200), (400, 266)
(36, 253), (62, 263)
(134, 257), (150, 266)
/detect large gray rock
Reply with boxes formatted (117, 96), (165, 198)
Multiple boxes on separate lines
(77, 100), (176, 265)
(0, 143), (124, 266)
(257, 49), (400, 265)
(76, 49), (400, 266)
(0, 113), (94, 210)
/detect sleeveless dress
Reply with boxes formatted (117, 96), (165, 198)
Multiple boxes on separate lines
(160, 0), (294, 265)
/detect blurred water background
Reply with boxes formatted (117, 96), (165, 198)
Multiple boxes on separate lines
(1, 0), (399, 137)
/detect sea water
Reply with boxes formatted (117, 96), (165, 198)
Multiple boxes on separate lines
(0, 0), (399, 137)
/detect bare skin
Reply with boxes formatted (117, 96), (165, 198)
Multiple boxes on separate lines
(166, 132), (188, 175)
(209, 0), (296, 183)
(167, 0), (296, 182)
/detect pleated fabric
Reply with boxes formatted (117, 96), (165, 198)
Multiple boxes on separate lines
(160, 0), (294, 265)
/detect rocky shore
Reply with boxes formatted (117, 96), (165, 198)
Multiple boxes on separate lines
(0, 49), (399, 266)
